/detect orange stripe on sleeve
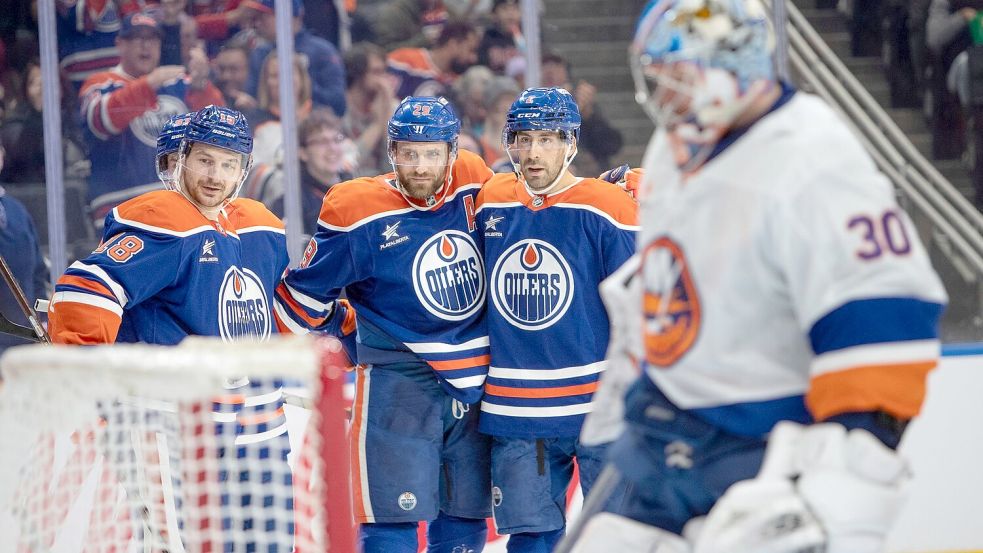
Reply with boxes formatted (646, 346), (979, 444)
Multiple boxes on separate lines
(807, 361), (937, 421)
(485, 382), (599, 399)
(428, 355), (491, 372)
(276, 285), (327, 328)
(48, 301), (121, 345)
(58, 275), (116, 300)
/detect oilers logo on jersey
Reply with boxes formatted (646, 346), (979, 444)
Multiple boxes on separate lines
(490, 239), (575, 331)
(411, 230), (485, 321)
(641, 236), (701, 367)
(219, 267), (272, 341)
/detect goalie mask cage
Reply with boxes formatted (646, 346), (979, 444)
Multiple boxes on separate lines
(0, 335), (355, 553)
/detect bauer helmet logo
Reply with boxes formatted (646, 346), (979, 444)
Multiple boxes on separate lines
(641, 237), (701, 367)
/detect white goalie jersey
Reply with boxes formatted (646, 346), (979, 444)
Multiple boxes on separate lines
(634, 92), (948, 438)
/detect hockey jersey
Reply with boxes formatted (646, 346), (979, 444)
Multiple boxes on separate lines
(79, 67), (224, 225)
(49, 190), (287, 345)
(637, 93), (948, 438)
(274, 150), (494, 403)
(476, 174), (638, 438)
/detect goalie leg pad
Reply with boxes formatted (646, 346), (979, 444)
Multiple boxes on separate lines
(570, 513), (690, 553)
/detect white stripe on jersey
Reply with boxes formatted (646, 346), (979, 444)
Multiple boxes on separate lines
(273, 301), (311, 335)
(475, 201), (523, 214)
(444, 374), (488, 389)
(112, 208), (228, 238)
(404, 336), (490, 354)
(480, 402), (594, 418)
(237, 225), (286, 235)
(488, 361), (607, 382)
(235, 422), (288, 445)
(554, 203), (640, 232)
(318, 206), (417, 232)
(284, 282), (334, 314)
(811, 339), (940, 377)
(70, 261), (130, 306)
(355, 366), (375, 522)
(51, 290), (124, 316)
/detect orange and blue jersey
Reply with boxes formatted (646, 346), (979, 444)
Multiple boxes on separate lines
(274, 150), (494, 404)
(49, 190), (287, 346)
(476, 174), (638, 438)
(386, 47), (452, 99)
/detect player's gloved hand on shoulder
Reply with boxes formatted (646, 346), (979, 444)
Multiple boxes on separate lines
(692, 421), (910, 553)
(599, 164), (643, 199)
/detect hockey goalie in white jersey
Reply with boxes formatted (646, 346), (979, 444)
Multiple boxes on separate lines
(569, 1), (949, 552)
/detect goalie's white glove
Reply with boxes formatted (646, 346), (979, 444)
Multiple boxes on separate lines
(692, 421), (910, 553)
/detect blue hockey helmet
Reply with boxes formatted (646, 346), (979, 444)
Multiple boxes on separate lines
(503, 87), (581, 141)
(630, 0), (776, 128)
(387, 96), (461, 144)
(183, 105), (253, 156)
(156, 112), (195, 186)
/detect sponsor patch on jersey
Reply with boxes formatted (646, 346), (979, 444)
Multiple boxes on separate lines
(412, 231), (485, 321)
(641, 236), (701, 367)
(218, 267), (272, 341)
(490, 239), (574, 331)
(484, 214), (504, 238)
(380, 221), (410, 250)
(199, 238), (219, 263)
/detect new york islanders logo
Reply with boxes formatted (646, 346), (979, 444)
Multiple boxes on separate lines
(641, 237), (700, 367)
(218, 267), (271, 341)
(491, 239), (574, 331)
(412, 231), (485, 321)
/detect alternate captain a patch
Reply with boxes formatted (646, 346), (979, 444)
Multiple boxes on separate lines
(490, 239), (575, 331)
(641, 236), (700, 367)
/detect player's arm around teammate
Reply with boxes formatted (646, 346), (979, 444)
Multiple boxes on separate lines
(274, 97), (498, 553)
(474, 87), (638, 553)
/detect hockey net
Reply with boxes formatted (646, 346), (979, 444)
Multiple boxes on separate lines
(0, 335), (355, 553)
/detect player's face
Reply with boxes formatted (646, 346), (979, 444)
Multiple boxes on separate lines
(509, 130), (570, 192)
(180, 143), (246, 208)
(392, 141), (450, 199)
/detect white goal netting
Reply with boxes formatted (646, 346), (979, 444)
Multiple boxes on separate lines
(0, 335), (355, 553)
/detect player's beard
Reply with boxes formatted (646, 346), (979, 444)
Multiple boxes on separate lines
(183, 173), (236, 210)
(395, 165), (447, 200)
(520, 152), (564, 193)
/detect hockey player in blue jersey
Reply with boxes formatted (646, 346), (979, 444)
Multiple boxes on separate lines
(564, 2), (949, 552)
(274, 96), (495, 553)
(50, 105), (295, 551)
(474, 87), (638, 553)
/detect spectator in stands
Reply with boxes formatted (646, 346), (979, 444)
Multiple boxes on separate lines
(189, 0), (254, 49)
(928, 0), (983, 107)
(57, 0), (143, 91)
(243, 0), (347, 116)
(541, 52), (623, 172)
(478, 0), (523, 74)
(388, 19), (480, 99)
(477, 75), (519, 172)
(370, 0), (449, 50)
(0, 141), (48, 355)
(212, 43), (257, 111)
(256, 109), (355, 237)
(451, 64), (494, 135)
(154, 0), (200, 67)
(303, 0), (348, 48)
(79, 12), (223, 228)
(0, 59), (88, 186)
(343, 42), (398, 176)
(247, 50), (313, 168)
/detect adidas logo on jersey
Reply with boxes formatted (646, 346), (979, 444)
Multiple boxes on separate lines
(484, 214), (504, 238)
(380, 221), (410, 250)
(199, 238), (219, 263)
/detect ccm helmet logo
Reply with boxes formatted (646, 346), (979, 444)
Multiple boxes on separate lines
(516, 113), (541, 118)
